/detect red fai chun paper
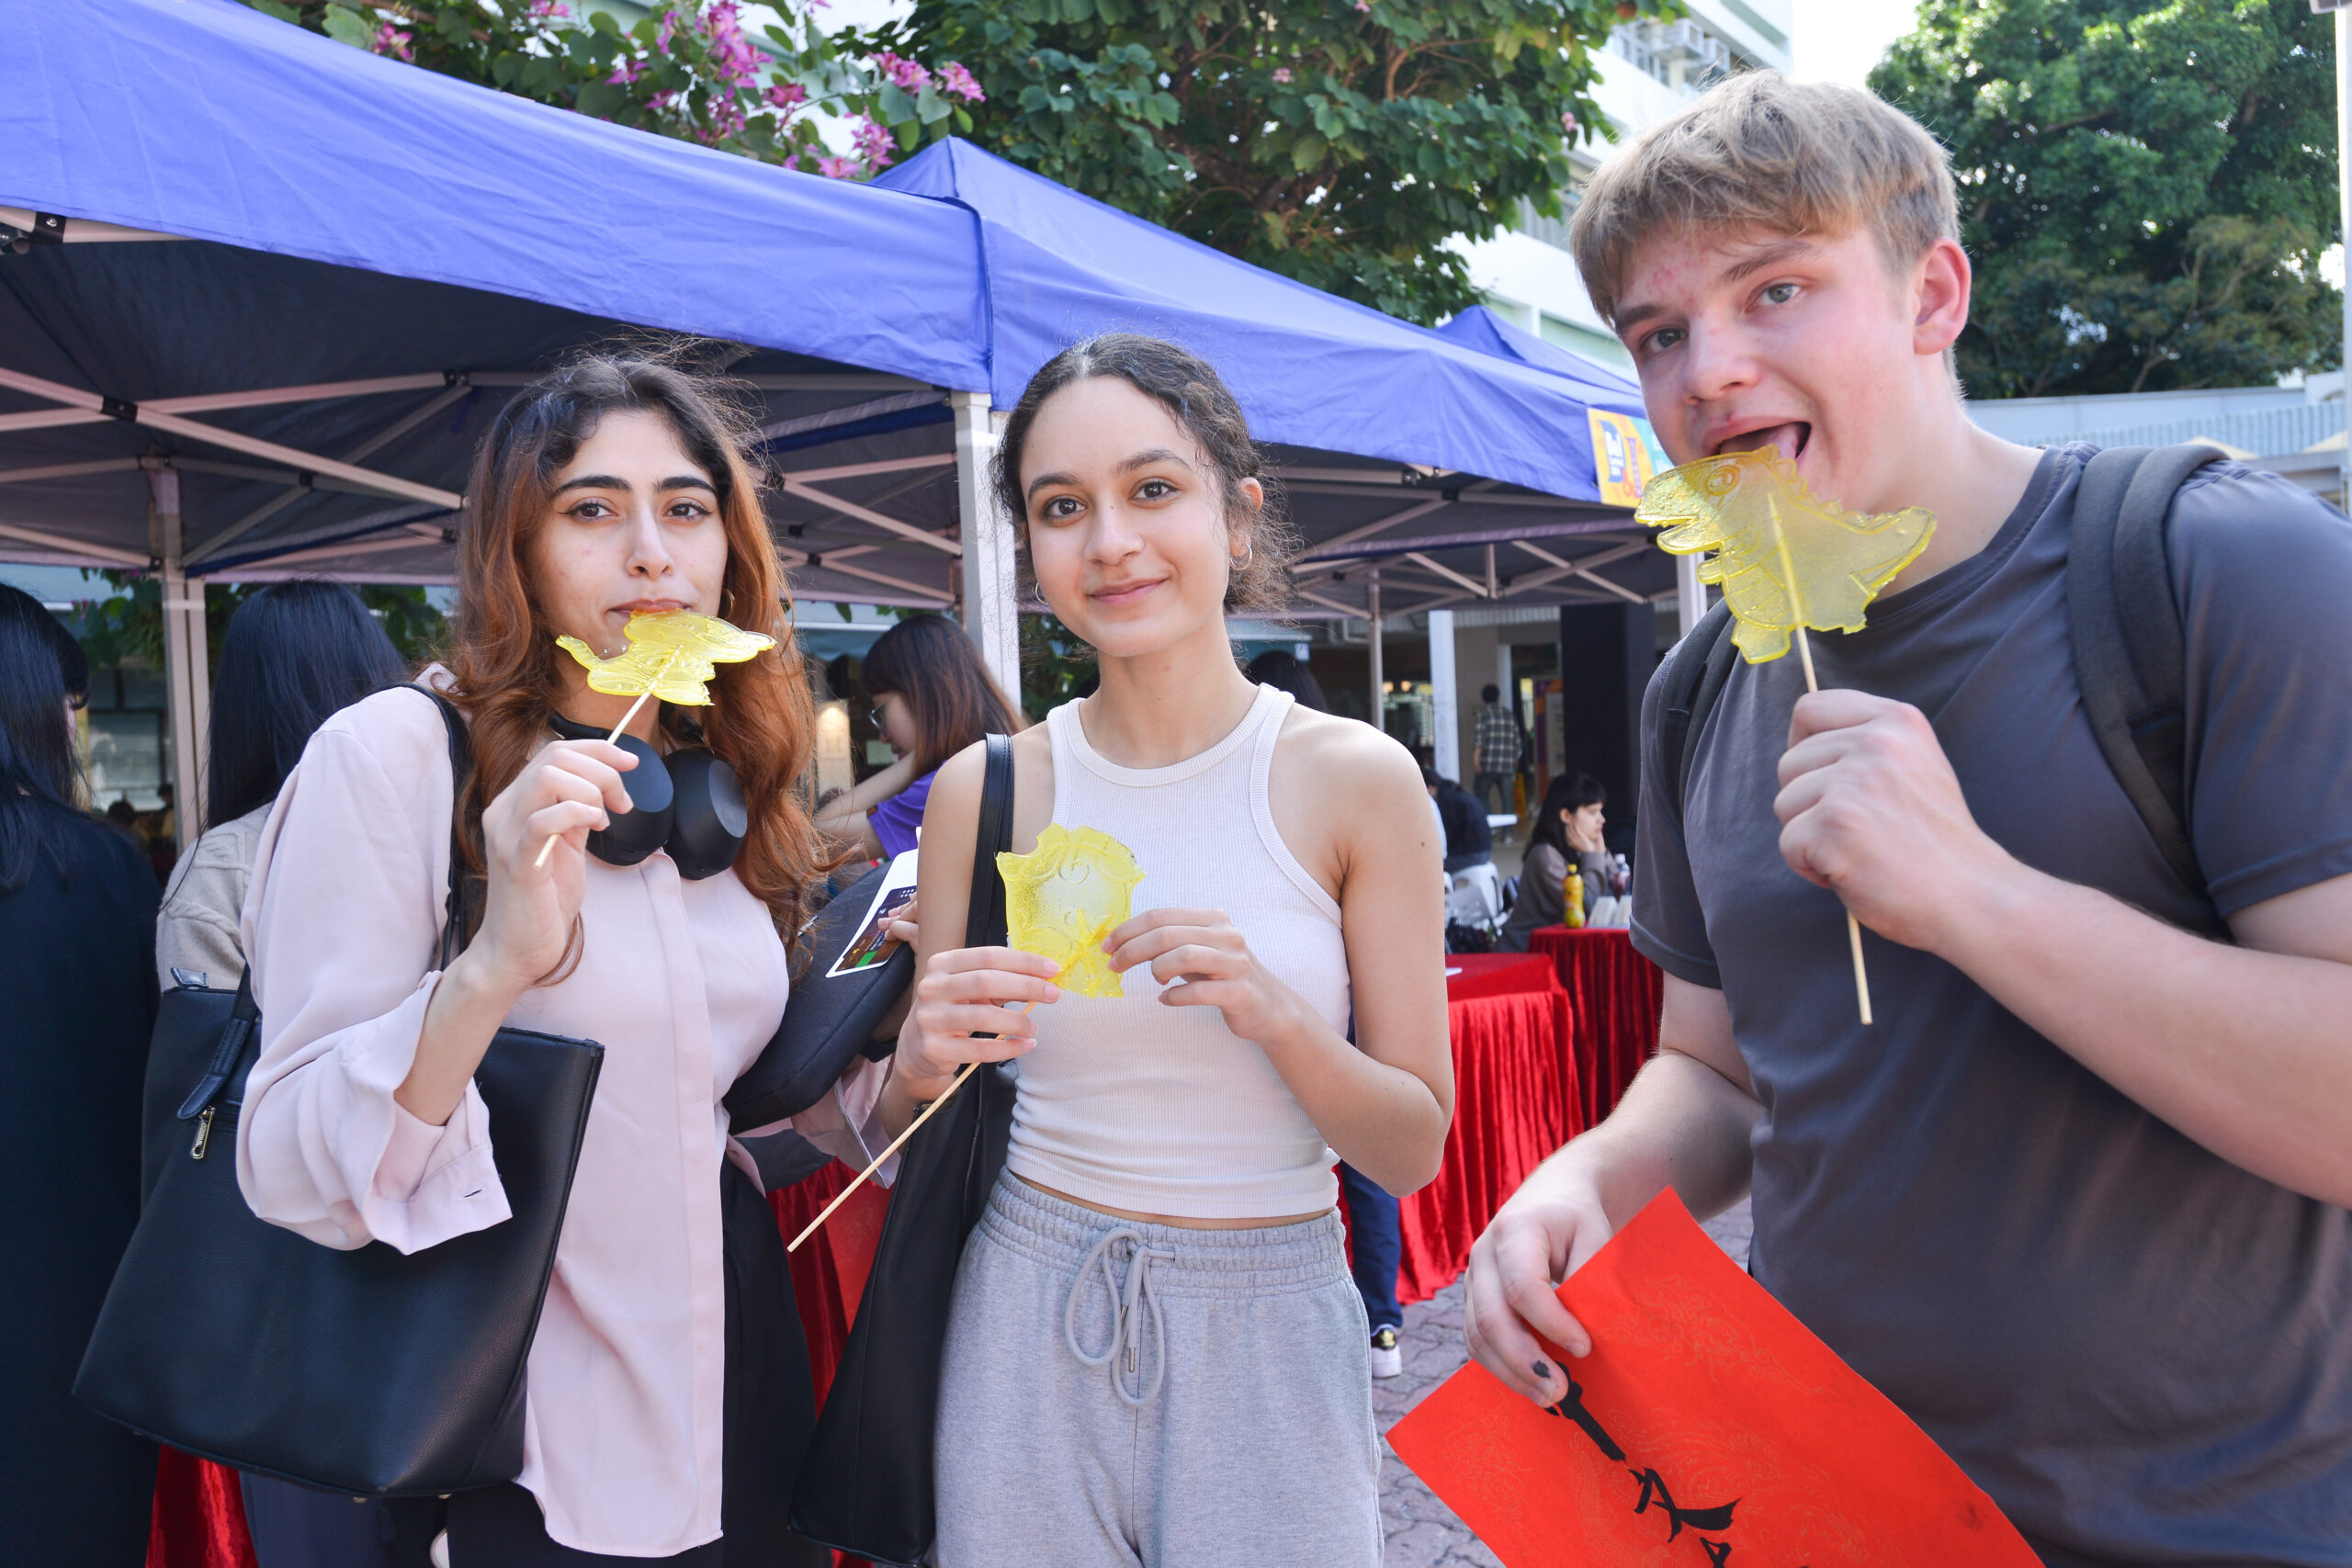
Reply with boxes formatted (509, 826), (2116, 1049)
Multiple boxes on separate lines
(1387, 1192), (2040, 1567)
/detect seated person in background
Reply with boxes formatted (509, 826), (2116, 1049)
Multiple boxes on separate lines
(816, 612), (1021, 862)
(1424, 766), (1494, 873)
(1498, 772), (1607, 951)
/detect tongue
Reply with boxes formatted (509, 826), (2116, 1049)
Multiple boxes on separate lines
(1742, 423), (1805, 464)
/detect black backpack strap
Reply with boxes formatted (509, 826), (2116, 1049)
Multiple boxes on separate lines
(2067, 444), (2222, 900)
(964, 734), (1014, 948)
(383, 682), (483, 969)
(1656, 600), (1738, 826)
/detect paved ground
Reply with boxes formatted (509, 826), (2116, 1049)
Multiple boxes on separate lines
(1374, 1199), (1754, 1567)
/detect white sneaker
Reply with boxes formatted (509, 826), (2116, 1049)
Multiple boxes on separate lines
(1369, 1325), (1403, 1379)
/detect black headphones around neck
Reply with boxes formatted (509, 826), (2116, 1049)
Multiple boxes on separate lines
(548, 714), (747, 880)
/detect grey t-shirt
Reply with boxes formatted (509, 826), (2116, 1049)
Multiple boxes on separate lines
(1631, 446), (2352, 1566)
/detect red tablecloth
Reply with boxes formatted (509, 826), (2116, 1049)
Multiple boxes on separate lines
(1528, 926), (1665, 1127)
(1443, 951), (1563, 1002)
(149, 1450), (252, 1568)
(1394, 984), (1581, 1304)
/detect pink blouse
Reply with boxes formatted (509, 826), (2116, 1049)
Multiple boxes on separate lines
(236, 682), (886, 1557)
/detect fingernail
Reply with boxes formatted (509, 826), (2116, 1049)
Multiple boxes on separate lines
(1568, 1338), (1591, 1359)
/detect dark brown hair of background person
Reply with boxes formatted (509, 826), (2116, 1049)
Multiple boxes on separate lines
(859, 612), (1022, 775)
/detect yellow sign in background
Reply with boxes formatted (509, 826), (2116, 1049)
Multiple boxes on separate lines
(1587, 410), (1663, 506)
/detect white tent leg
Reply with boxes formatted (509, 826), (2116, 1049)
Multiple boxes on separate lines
(1428, 608), (1459, 780)
(1676, 553), (1708, 641)
(152, 468), (209, 840)
(952, 391), (1022, 706)
(1365, 570), (1384, 735)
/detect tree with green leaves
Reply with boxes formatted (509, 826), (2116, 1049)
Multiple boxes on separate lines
(1871, 0), (2341, 399)
(235, 0), (985, 177)
(888, 0), (1640, 322)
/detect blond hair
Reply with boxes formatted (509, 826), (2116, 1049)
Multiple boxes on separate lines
(1569, 72), (1959, 327)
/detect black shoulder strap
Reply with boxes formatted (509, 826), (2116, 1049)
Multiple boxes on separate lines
(2067, 444), (2221, 899)
(964, 734), (1014, 948)
(1656, 600), (1739, 824)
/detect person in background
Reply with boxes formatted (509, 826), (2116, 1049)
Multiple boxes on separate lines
(1424, 766), (1494, 874)
(0, 585), (159, 1568)
(154, 581), (408, 1568)
(1250, 649), (1411, 1380)
(1498, 772), (1608, 952)
(1471, 683), (1521, 817)
(816, 612), (1020, 863)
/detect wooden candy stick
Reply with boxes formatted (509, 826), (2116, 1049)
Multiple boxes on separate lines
(788, 1058), (978, 1252)
(1771, 510), (1874, 1027)
(787, 996), (1046, 1252)
(531, 681), (662, 870)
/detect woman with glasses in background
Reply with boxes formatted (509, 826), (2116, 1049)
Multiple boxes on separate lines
(814, 612), (1020, 863)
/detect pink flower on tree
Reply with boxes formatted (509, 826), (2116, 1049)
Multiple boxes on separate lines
(874, 52), (933, 93)
(655, 7), (681, 53)
(767, 80), (809, 112)
(1560, 108), (1578, 134)
(1272, 66), (1292, 84)
(700, 1), (762, 91)
(371, 23), (414, 62)
(818, 154), (860, 179)
(607, 57), (648, 86)
(526, 1), (569, 18)
(938, 62), (985, 103)
(852, 114), (898, 172)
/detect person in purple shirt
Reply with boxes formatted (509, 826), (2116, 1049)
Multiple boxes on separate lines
(817, 613), (1022, 862)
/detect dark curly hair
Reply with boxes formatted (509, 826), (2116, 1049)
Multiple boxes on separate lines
(989, 334), (1298, 614)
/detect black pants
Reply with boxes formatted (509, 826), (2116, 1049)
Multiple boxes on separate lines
(386, 1164), (827, 1566)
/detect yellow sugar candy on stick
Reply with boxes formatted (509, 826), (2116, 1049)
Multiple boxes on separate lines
(1635, 446), (1938, 1028)
(997, 824), (1145, 999)
(557, 609), (775, 705)
(533, 609), (776, 868)
(1636, 447), (1934, 666)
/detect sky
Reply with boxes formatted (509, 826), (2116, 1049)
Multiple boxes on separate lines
(1790, 0), (1928, 89)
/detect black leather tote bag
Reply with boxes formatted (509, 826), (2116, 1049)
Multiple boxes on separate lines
(790, 733), (1017, 1567)
(76, 686), (605, 1497)
(725, 856), (916, 1128)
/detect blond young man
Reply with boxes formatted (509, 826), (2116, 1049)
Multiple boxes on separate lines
(1465, 73), (2352, 1564)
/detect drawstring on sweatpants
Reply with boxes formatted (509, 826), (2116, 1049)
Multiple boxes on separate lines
(1064, 1226), (1178, 1406)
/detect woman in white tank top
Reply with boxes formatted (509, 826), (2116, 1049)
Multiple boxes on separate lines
(884, 337), (1453, 1568)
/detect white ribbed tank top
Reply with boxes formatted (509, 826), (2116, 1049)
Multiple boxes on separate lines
(1005, 684), (1351, 1218)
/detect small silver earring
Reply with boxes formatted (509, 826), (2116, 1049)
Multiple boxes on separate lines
(1233, 541), (1254, 569)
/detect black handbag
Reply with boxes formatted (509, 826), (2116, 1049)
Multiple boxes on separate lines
(725, 855), (916, 1129)
(76, 685), (605, 1497)
(790, 732), (1017, 1567)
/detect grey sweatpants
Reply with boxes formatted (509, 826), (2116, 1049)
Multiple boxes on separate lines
(933, 1175), (1382, 1568)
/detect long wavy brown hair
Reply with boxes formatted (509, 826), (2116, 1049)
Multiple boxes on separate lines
(444, 354), (823, 944)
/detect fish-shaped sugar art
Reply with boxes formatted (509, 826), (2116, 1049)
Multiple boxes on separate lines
(1636, 448), (1935, 664)
(556, 609), (775, 705)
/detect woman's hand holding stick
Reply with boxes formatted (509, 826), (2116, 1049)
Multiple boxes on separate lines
(789, 946), (1059, 1251)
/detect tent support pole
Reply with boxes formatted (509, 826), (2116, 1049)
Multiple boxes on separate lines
(1676, 553), (1707, 641)
(952, 391), (1021, 706)
(1428, 608), (1458, 780)
(151, 468), (209, 839)
(1366, 571), (1384, 735)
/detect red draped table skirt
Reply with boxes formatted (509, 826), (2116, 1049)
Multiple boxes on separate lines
(1384, 953), (1582, 1303)
(1527, 926), (1665, 1128)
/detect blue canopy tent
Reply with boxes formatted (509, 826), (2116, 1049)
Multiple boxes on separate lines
(1, 0), (1667, 816)
(1434, 305), (1641, 403)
